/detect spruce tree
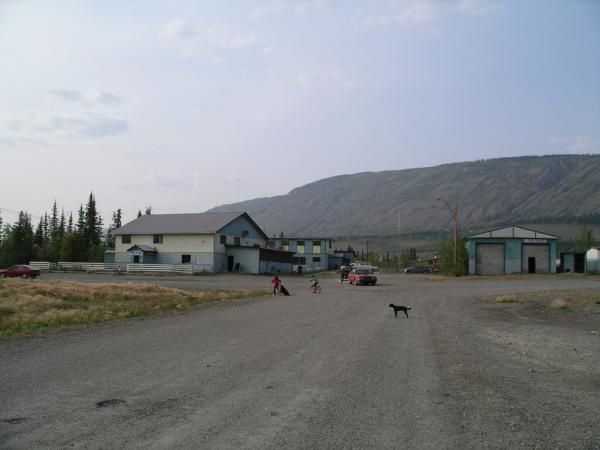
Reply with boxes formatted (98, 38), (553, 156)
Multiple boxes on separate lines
(137, 210), (142, 218)
(67, 212), (74, 234)
(50, 201), (59, 236)
(5, 211), (35, 265)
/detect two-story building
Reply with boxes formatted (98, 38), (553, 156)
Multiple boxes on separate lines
(108, 212), (293, 274)
(270, 237), (337, 272)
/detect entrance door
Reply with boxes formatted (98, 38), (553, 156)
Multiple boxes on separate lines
(574, 254), (585, 273)
(528, 257), (536, 274)
(227, 255), (234, 272)
(133, 255), (140, 263)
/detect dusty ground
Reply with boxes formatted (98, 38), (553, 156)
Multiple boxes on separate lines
(1, 273), (599, 449)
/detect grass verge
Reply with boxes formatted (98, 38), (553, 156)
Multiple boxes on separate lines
(0, 279), (269, 337)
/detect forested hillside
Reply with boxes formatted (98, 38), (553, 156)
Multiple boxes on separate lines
(209, 155), (600, 237)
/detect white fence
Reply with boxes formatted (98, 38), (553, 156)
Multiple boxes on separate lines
(126, 264), (213, 274)
(29, 261), (57, 271)
(29, 261), (213, 274)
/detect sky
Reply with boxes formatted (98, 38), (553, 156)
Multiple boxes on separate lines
(1, 0), (599, 226)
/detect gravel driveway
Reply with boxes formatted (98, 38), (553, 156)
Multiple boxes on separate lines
(1, 273), (599, 448)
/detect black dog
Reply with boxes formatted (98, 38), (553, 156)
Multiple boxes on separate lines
(389, 303), (411, 318)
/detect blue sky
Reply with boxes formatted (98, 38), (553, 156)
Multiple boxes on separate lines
(1, 0), (598, 225)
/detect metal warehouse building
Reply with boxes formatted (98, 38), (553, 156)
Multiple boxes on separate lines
(465, 226), (559, 275)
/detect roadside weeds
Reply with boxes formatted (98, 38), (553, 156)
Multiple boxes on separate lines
(0, 279), (269, 337)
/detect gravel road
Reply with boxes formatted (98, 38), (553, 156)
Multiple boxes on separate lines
(1, 273), (599, 449)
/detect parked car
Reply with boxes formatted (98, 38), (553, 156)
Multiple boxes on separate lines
(348, 267), (377, 285)
(404, 266), (432, 274)
(0, 265), (41, 279)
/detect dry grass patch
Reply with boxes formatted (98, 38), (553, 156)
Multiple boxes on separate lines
(495, 295), (519, 303)
(0, 279), (269, 337)
(485, 289), (600, 311)
(548, 298), (569, 310)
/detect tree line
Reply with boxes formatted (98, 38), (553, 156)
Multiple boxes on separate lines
(0, 193), (129, 267)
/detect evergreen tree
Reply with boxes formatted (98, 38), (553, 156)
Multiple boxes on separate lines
(137, 210), (142, 218)
(112, 209), (122, 229)
(67, 212), (74, 234)
(42, 213), (50, 244)
(0, 211), (34, 265)
(0, 210), (4, 246)
(50, 200), (59, 236)
(59, 210), (66, 237)
(107, 209), (123, 248)
(77, 205), (85, 232)
(34, 217), (45, 249)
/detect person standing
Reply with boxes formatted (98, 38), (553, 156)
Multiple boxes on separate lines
(271, 275), (281, 295)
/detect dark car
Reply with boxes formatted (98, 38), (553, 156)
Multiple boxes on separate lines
(404, 266), (432, 274)
(348, 268), (378, 286)
(0, 265), (41, 279)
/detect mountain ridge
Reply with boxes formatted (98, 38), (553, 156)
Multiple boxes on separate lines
(208, 154), (600, 237)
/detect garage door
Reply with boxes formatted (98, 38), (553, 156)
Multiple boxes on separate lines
(476, 244), (504, 275)
(522, 244), (549, 273)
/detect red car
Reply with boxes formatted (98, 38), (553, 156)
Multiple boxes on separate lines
(348, 267), (377, 286)
(0, 265), (41, 279)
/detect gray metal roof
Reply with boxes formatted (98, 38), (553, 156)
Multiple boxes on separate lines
(465, 226), (559, 240)
(114, 212), (248, 235)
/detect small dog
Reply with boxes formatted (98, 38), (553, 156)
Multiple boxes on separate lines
(389, 303), (411, 318)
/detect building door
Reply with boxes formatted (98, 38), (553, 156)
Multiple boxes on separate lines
(476, 244), (504, 275)
(133, 255), (140, 263)
(522, 244), (549, 273)
(227, 255), (234, 272)
(528, 257), (536, 274)
(574, 254), (585, 273)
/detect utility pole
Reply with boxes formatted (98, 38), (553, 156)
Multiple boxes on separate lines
(437, 197), (459, 275)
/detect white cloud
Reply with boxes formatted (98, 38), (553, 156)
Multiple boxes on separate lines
(49, 89), (82, 102)
(365, 0), (497, 28)
(5, 113), (128, 140)
(297, 71), (317, 86)
(94, 89), (121, 105)
(251, 1), (286, 20)
(296, 69), (355, 90)
(160, 20), (257, 57)
(458, 0), (498, 16)
(121, 171), (249, 190)
(295, 0), (332, 16)
(49, 88), (121, 106)
(366, 0), (438, 27)
(549, 136), (598, 153)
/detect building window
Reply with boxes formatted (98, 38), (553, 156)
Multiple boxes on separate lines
(296, 240), (305, 253)
(281, 239), (289, 251)
(181, 254), (191, 264)
(294, 257), (306, 265)
(312, 240), (321, 253)
(153, 235), (163, 244)
(234, 237), (241, 246)
(122, 235), (131, 244)
(220, 235), (227, 244)
(313, 257), (321, 263)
